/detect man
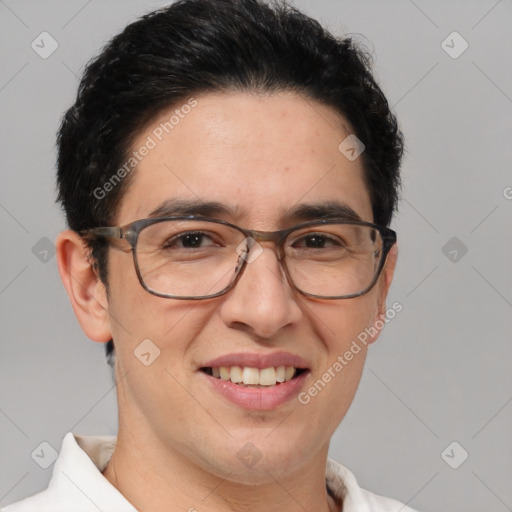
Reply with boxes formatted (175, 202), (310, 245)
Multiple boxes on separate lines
(3, 0), (414, 510)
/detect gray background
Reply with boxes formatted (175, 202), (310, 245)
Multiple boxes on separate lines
(1, 0), (511, 510)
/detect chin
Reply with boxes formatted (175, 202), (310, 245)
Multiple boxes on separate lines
(200, 431), (314, 484)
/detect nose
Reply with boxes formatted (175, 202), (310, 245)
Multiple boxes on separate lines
(218, 243), (303, 339)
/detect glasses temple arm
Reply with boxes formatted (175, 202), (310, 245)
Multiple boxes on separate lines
(80, 227), (123, 241)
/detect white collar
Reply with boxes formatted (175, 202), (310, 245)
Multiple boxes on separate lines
(3, 432), (417, 512)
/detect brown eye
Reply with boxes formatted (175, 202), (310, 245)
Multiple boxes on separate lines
(293, 233), (343, 249)
(163, 231), (217, 249)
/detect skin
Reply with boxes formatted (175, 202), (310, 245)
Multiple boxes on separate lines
(57, 91), (398, 512)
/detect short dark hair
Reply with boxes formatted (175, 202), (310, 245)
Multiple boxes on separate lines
(56, 0), (404, 365)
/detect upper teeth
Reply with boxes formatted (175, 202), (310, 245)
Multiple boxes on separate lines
(211, 366), (296, 386)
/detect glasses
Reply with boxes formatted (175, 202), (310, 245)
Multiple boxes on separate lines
(81, 216), (396, 300)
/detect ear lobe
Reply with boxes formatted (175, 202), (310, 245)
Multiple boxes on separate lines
(56, 230), (112, 343)
(367, 243), (398, 345)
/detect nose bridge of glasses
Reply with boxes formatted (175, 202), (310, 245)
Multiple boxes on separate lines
(248, 229), (281, 244)
(244, 229), (287, 259)
(235, 230), (294, 296)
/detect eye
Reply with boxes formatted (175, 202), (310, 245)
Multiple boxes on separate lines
(163, 231), (218, 249)
(292, 233), (344, 249)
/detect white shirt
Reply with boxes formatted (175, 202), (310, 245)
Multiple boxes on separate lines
(2, 433), (418, 512)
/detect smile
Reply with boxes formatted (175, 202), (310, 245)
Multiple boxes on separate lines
(199, 352), (311, 410)
(201, 366), (306, 386)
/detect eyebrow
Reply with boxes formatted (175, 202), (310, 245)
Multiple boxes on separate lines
(148, 199), (242, 219)
(147, 198), (363, 223)
(285, 201), (362, 223)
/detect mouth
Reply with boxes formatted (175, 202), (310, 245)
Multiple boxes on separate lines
(199, 352), (311, 410)
(200, 366), (308, 387)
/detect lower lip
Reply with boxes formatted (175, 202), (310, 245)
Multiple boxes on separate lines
(202, 371), (309, 410)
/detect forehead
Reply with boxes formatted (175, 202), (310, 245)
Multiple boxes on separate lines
(116, 91), (372, 227)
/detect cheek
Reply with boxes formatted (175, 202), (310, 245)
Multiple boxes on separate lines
(298, 294), (379, 421)
(106, 250), (216, 363)
(308, 292), (379, 350)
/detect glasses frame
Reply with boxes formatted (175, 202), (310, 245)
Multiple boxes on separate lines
(81, 215), (397, 300)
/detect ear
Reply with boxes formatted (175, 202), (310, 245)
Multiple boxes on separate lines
(367, 243), (398, 345)
(56, 230), (112, 343)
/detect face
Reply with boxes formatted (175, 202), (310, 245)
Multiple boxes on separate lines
(95, 91), (396, 482)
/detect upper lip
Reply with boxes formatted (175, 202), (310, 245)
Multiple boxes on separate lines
(201, 351), (310, 370)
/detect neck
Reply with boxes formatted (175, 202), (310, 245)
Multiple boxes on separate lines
(101, 427), (340, 512)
